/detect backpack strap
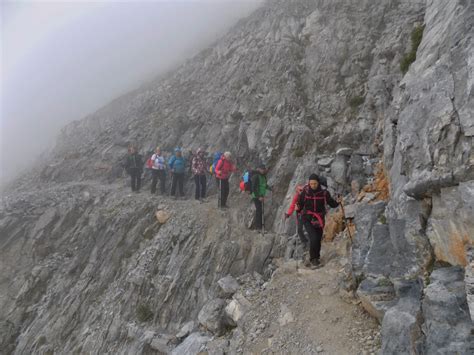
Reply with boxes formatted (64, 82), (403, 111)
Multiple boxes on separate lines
(305, 210), (325, 228)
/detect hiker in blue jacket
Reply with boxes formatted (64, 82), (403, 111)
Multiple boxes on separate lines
(169, 147), (186, 198)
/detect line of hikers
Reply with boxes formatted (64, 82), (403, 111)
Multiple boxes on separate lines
(123, 146), (240, 204)
(124, 146), (341, 269)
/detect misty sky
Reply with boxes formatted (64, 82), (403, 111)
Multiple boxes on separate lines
(0, 0), (263, 186)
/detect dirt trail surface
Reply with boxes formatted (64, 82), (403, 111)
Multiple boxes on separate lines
(206, 238), (381, 355)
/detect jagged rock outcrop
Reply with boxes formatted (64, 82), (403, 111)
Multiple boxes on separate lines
(0, 186), (280, 353)
(1, 0), (472, 353)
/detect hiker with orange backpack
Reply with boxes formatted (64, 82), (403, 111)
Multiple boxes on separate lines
(150, 147), (167, 195)
(285, 185), (308, 247)
(215, 151), (236, 208)
(296, 174), (340, 268)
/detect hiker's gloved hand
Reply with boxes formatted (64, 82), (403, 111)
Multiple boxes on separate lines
(284, 213), (290, 219)
(336, 194), (343, 204)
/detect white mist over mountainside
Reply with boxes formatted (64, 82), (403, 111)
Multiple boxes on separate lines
(0, 0), (263, 186)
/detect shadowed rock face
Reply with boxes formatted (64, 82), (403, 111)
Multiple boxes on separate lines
(1, 0), (473, 353)
(0, 184), (279, 353)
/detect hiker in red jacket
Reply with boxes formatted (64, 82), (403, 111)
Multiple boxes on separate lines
(285, 185), (307, 247)
(215, 151), (237, 208)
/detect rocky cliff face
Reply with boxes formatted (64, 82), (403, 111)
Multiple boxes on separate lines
(1, 0), (472, 354)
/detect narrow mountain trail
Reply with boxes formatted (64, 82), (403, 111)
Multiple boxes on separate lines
(126, 186), (382, 354)
(237, 255), (381, 355)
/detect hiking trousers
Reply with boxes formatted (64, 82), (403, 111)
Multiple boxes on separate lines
(151, 169), (166, 194)
(171, 172), (185, 197)
(218, 178), (230, 207)
(130, 169), (142, 192)
(194, 174), (206, 199)
(302, 217), (323, 261)
(296, 214), (307, 244)
(253, 198), (263, 229)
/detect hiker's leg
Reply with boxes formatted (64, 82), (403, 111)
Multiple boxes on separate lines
(159, 170), (166, 194)
(136, 172), (142, 191)
(151, 170), (158, 194)
(194, 175), (200, 200)
(221, 179), (229, 206)
(303, 219), (319, 261)
(178, 173), (185, 196)
(313, 226), (323, 260)
(253, 198), (262, 229)
(297, 214), (307, 244)
(171, 174), (177, 196)
(200, 175), (207, 198)
(130, 171), (137, 191)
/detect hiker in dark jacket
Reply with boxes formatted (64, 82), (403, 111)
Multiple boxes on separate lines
(150, 147), (166, 194)
(168, 147), (186, 198)
(251, 165), (271, 230)
(297, 174), (340, 268)
(124, 146), (143, 192)
(192, 148), (207, 201)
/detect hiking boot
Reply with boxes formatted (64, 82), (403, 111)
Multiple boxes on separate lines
(310, 259), (322, 269)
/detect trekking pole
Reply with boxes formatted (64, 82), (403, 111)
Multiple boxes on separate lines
(261, 199), (265, 236)
(338, 194), (353, 241)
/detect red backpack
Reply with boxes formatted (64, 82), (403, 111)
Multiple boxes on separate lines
(300, 185), (328, 228)
(146, 156), (153, 169)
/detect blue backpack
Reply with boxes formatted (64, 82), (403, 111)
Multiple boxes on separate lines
(239, 170), (253, 192)
(209, 152), (223, 175)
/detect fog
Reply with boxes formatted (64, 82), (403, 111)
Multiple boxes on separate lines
(0, 0), (263, 187)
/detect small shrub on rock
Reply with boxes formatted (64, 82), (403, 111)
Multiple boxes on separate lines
(136, 303), (154, 322)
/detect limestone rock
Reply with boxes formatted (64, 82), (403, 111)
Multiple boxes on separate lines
(217, 275), (240, 298)
(155, 210), (171, 224)
(171, 332), (211, 355)
(224, 293), (251, 326)
(278, 304), (295, 326)
(356, 277), (397, 323)
(381, 280), (424, 354)
(176, 321), (195, 339)
(336, 148), (353, 156)
(317, 157), (334, 167)
(427, 181), (474, 266)
(342, 204), (356, 219)
(198, 299), (227, 335)
(465, 248), (474, 320)
(422, 267), (473, 354)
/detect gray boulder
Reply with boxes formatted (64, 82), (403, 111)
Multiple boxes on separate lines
(351, 201), (386, 277)
(176, 321), (195, 339)
(197, 299), (227, 335)
(217, 275), (240, 298)
(381, 280), (424, 354)
(422, 267), (474, 355)
(356, 276), (397, 323)
(171, 332), (211, 355)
